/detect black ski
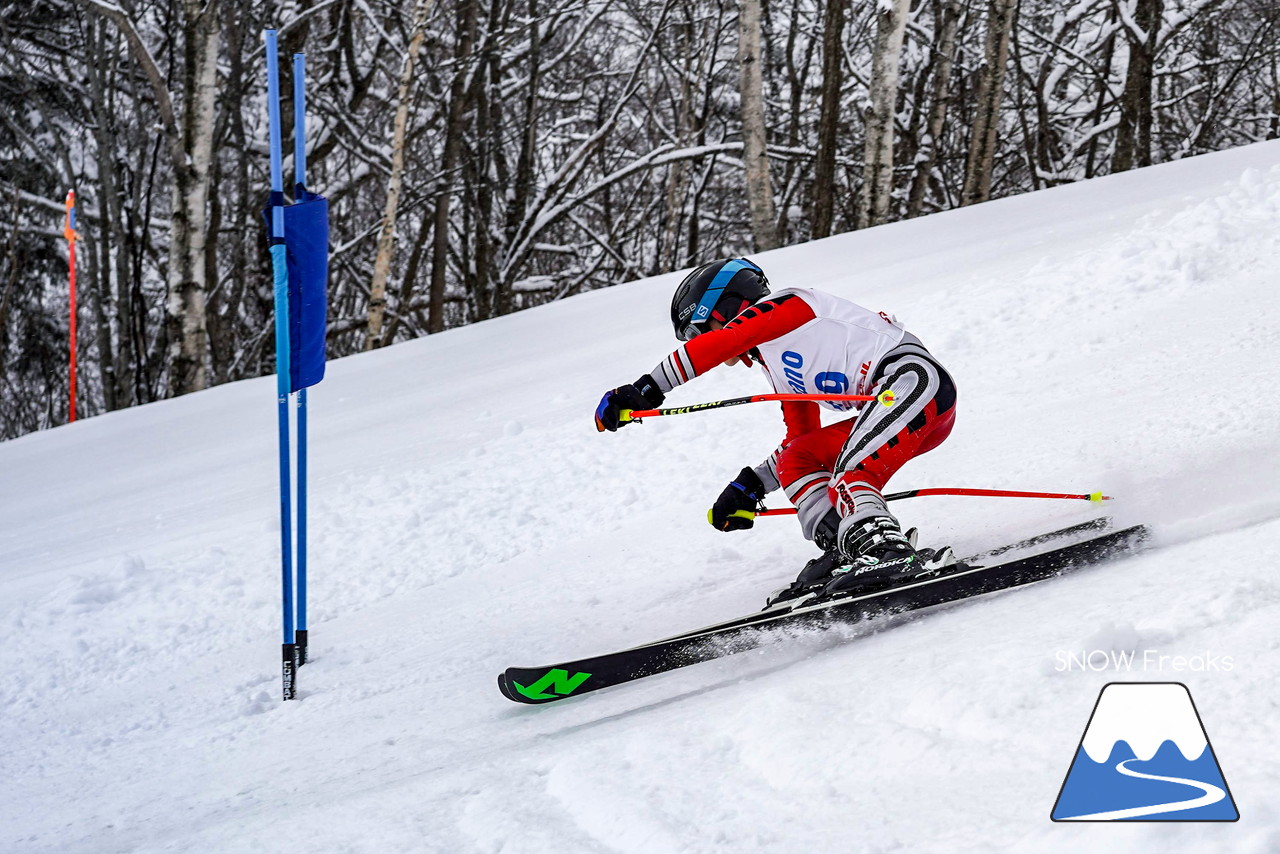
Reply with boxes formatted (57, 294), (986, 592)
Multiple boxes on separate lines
(498, 522), (1149, 705)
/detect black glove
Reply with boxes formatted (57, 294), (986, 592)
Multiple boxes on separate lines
(709, 466), (767, 531)
(594, 374), (665, 432)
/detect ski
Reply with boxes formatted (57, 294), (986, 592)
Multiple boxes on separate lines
(498, 522), (1149, 705)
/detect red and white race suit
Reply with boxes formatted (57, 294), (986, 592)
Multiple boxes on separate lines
(648, 287), (957, 540)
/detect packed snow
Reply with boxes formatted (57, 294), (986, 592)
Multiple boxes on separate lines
(4, 141), (1280, 853)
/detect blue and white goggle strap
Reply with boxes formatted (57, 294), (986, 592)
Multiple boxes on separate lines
(689, 258), (763, 328)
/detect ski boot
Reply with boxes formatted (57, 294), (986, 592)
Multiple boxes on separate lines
(820, 516), (954, 598)
(764, 526), (924, 609)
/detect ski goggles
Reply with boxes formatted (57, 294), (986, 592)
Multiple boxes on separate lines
(677, 321), (704, 342)
(677, 299), (738, 342)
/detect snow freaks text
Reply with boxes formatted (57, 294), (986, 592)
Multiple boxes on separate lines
(1053, 650), (1235, 673)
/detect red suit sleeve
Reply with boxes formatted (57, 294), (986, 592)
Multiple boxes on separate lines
(649, 292), (817, 391)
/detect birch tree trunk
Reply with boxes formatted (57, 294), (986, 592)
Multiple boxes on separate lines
(857, 0), (912, 229)
(961, 0), (1017, 207)
(811, 0), (845, 239)
(738, 0), (778, 251)
(365, 0), (434, 350)
(164, 0), (220, 395)
(79, 0), (219, 395)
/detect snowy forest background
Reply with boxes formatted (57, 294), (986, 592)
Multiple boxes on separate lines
(1, 0), (1277, 438)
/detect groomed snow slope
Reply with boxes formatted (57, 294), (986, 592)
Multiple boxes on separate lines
(4, 142), (1280, 854)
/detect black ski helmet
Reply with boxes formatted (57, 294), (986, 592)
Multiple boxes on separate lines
(670, 258), (770, 341)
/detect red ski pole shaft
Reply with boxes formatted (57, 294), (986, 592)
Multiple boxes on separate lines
(624, 390), (895, 422)
(755, 487), (1110, 516)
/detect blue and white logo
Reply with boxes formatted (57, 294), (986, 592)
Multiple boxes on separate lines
(1051, 682), (1238, 821)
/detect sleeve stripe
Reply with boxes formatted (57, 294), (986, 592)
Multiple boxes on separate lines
(784, 472), (829, 502)
(676, 348), (694, 381)
(794, 479), (829, 505)
(653, 348), (695, 392)
(655, 361), (678, 393)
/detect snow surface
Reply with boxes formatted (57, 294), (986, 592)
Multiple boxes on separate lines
(4, 141), (1280, 853)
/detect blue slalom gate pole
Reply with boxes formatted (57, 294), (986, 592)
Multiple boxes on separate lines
(265, 29), (297, 700)
(293, 51), (309, 667)
(263, 30), (328, 701)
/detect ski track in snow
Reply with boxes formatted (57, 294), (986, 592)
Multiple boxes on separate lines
(3, 142), (1280, 853)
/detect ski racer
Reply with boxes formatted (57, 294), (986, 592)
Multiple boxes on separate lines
(594, 258), (959, 604)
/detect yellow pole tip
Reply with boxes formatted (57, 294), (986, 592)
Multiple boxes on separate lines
(1088, 491), (1106, 502)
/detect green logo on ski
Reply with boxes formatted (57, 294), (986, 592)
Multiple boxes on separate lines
(513, 668), (592, 700)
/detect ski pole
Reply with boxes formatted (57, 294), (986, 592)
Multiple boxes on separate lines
(265, 29), (297, 701)
(622, 390), (895, 424)
(755, 487), (1110, 517)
